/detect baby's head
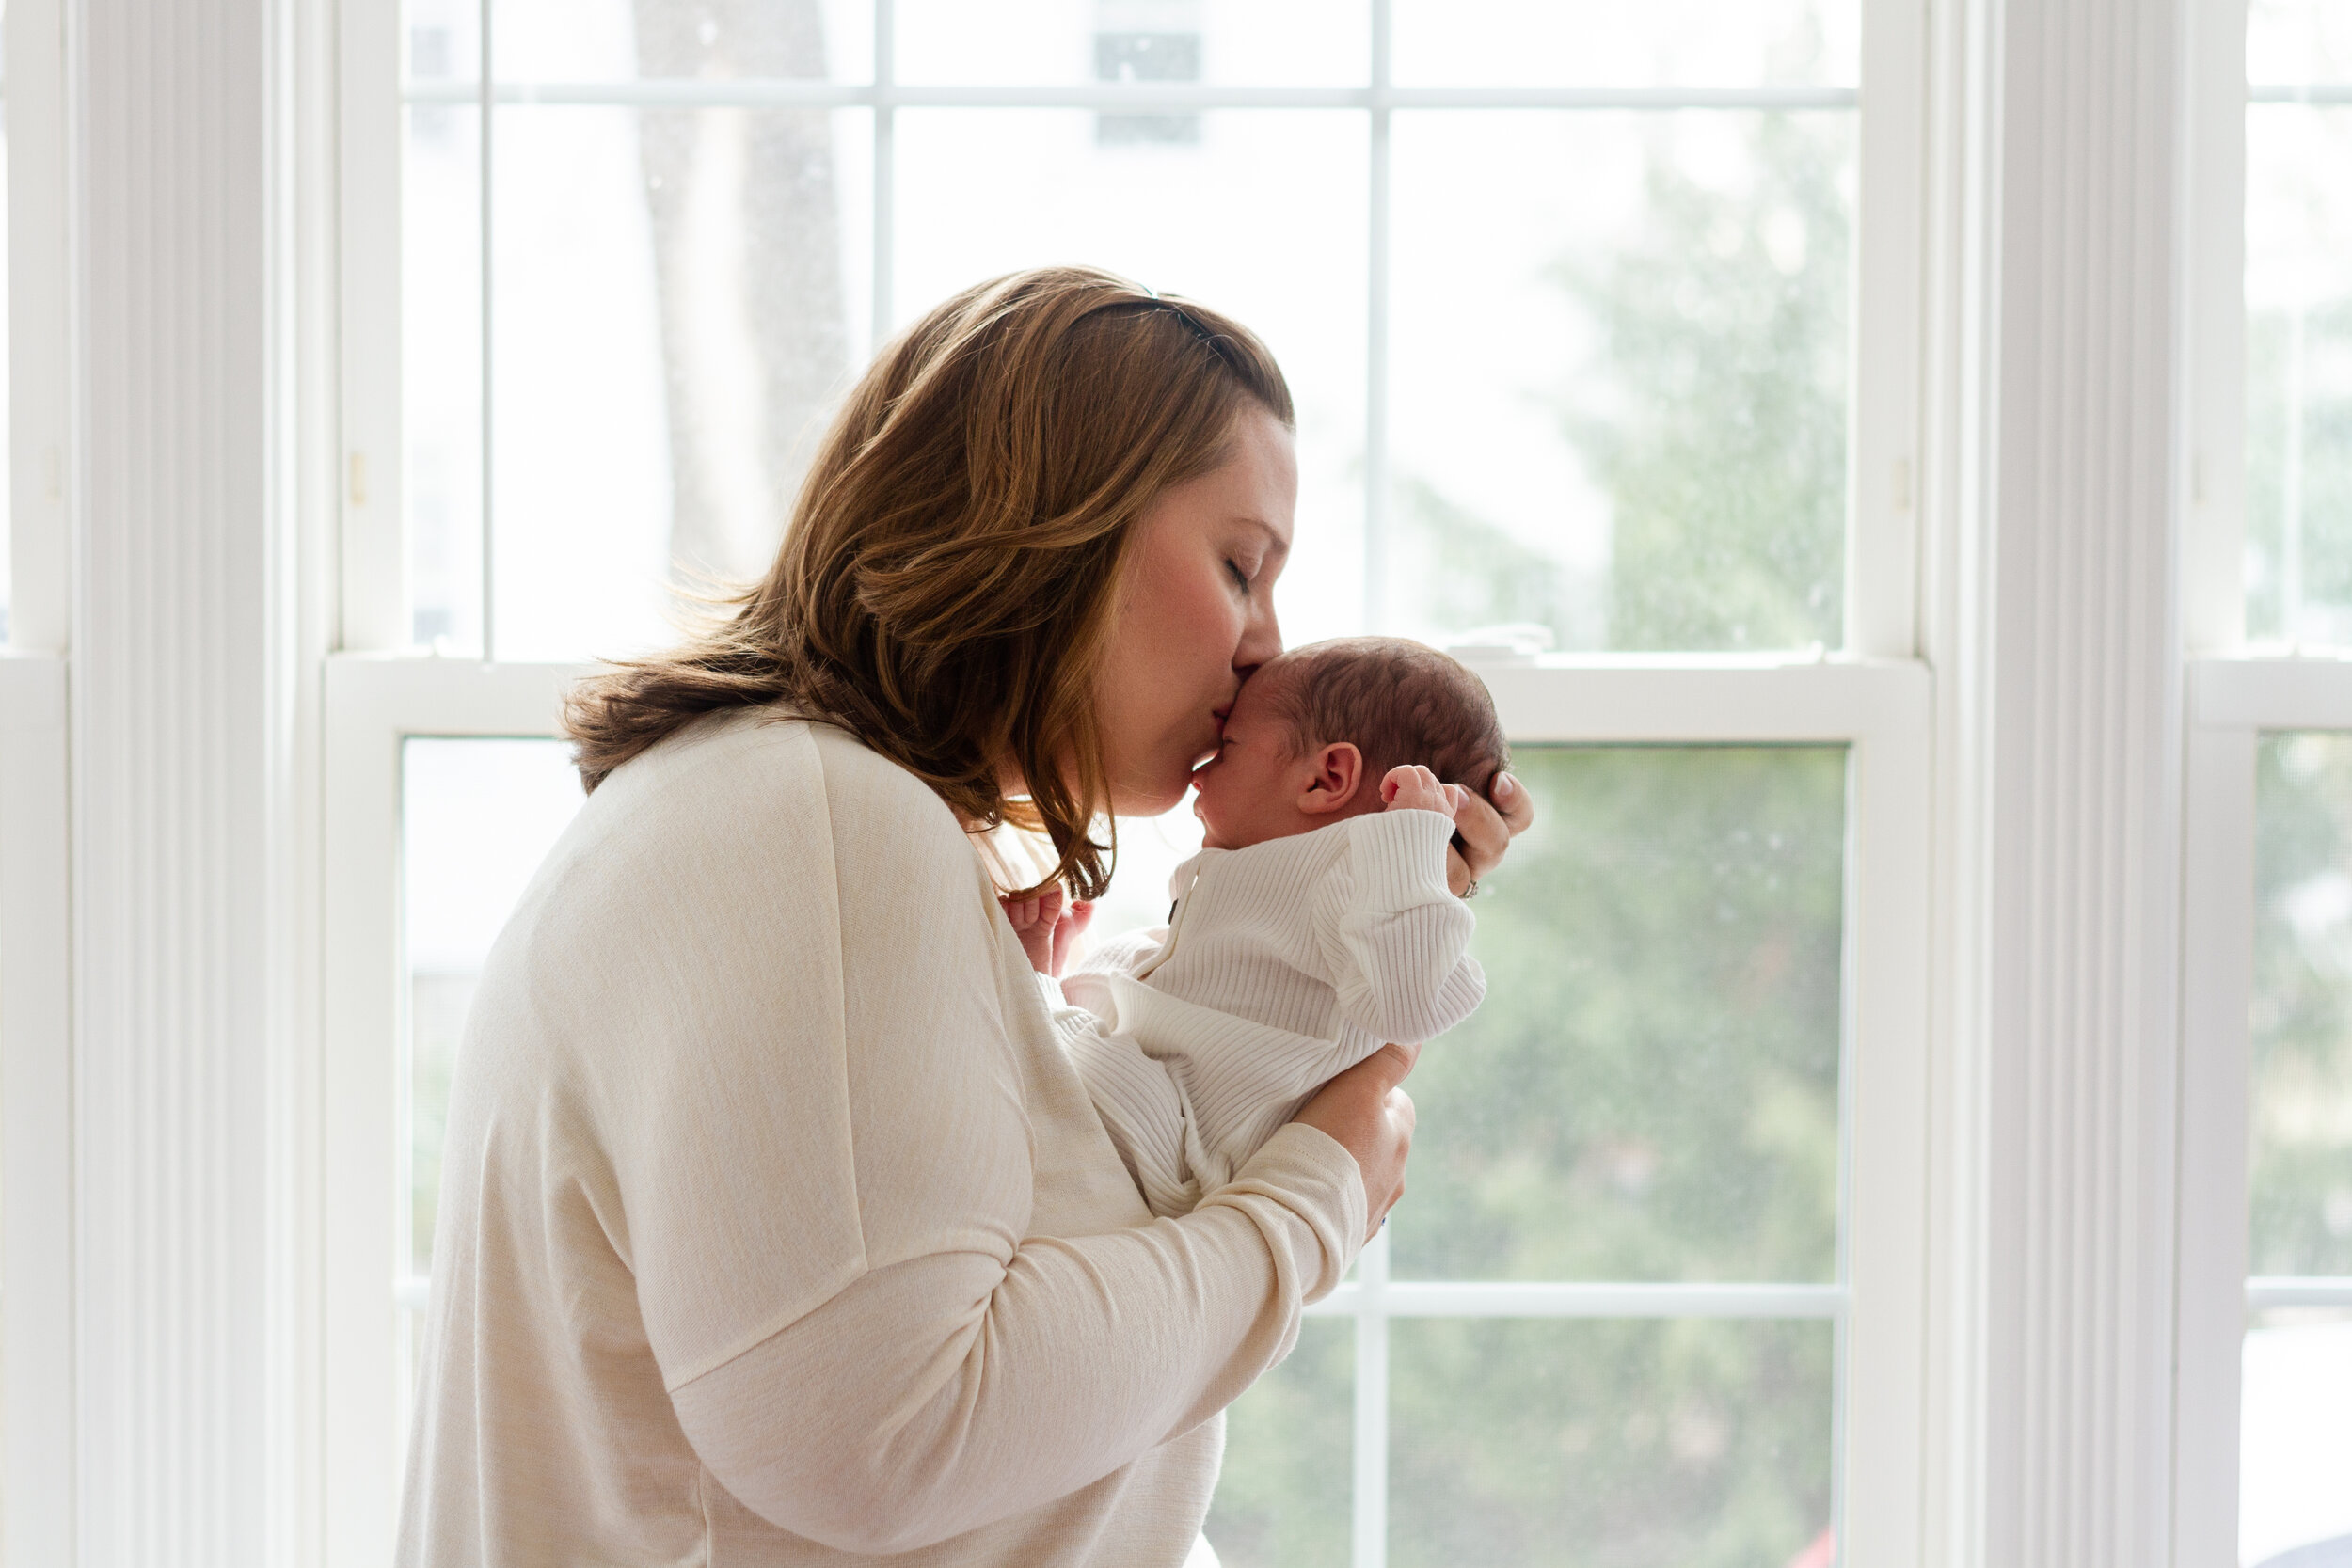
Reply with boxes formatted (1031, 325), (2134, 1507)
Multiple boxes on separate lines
(1190, 637), (1510, 851)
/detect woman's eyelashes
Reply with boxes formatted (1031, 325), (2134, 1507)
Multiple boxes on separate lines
(1225, 558), (1252, 594)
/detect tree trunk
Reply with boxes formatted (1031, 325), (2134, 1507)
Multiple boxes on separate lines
(633, 0), (849, 583)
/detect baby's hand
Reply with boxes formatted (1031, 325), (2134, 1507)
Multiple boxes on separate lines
(1381, 764), (1470, 820)
(1000, 887), (1094, 977)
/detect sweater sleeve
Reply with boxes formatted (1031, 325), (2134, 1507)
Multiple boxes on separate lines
(1317, 810), (1486, 1044)
(596, 726), (1365, 1554)
(670, 1125), (1361, 1554)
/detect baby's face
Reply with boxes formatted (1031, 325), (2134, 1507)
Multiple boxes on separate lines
(1188, 671), (1316, 850)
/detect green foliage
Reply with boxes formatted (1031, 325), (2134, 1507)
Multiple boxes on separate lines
(1397, 748), (1844, 1289)
(1205, 1319), (1353, 1567)
(1390, 1319), (1831, 1568)
(2250, 735), (2352, 1275)
(1553, 112), (1851, 650)
(1215, 104), (1856, 1568)
(1210, 750), (1843, 1568)
(2246, 304), (2352, 641)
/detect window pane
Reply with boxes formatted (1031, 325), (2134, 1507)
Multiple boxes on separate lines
(895, 0), (1368, 89)
(405, 98), (484, 651)
(1393, 0), (1858, 90)
(1390, 1318), (1834, 1568)
(2246, 106), (2352, 645)
(1204, 1316), (1352, 1568)
(2241, 1309), (2352, 1568)
(403, 101), (873, 658)
(407, 0), (875, 87)
(2251, 734), (2352, 1276)
(489, 0), (875, 86)
(1393, 746), (1847, 1284)
(403, 738), (586, 1280)
(895, 107), (1368, 646)
(2249, 0), (2352, 85)
(1390, 111), (1853, 652)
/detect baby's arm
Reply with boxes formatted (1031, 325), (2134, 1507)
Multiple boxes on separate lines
(1320, 790), (1486, 1043)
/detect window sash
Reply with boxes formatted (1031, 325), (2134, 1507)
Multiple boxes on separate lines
(328, 0), (1933, 1558)
(323, 652), (1934, 1566)
(2174, 656), (2352, 1562)
(336, 0), (1926, 661)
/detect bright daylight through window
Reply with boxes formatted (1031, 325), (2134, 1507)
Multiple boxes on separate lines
(381, 1), (1883, 1562)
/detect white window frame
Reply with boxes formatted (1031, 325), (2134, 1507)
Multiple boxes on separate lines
(322, 2), (1938, 1562)
(2173, 0), (2352, 1562)
(2, 1), (79, 1564)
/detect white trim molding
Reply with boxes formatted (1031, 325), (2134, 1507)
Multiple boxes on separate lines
(1961, 0), (2192, 1560)
(56, 0), (327, 1561)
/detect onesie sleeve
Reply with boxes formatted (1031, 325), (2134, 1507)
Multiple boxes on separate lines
(1315, 809), (1487, 1044)
(604, 729), (1365, 1555)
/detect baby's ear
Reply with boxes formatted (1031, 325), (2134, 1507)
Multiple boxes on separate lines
(1297, 741), (1366, 816)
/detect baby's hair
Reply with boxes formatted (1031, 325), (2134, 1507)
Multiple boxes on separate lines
(1261, 637), (1511, 797)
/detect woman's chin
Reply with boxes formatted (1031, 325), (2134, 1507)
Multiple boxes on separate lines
(1108, 776), (1191, 819)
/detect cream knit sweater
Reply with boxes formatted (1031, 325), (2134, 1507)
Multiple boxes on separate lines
(1053, 811), (1485, 1218)
(393, 707), (1368, 1566)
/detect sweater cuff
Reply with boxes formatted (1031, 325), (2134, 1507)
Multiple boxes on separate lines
(1346, 809), (1460, 912)
(1216, 1121), (1369, 1302)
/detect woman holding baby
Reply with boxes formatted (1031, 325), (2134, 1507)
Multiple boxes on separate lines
(395, 265), (1532, 1566)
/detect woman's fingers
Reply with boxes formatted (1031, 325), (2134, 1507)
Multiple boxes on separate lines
(1491, 770), (1535, 833)
(1447, 771), (1535, 893)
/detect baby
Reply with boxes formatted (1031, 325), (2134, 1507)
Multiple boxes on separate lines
(1008, 636), (1508, 1219)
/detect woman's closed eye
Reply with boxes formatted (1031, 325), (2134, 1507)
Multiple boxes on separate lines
(1226, 558), (1253, 593)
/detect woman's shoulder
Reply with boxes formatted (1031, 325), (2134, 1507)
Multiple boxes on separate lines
(591, 704), (981, 892)
(606, 705), (945, 823)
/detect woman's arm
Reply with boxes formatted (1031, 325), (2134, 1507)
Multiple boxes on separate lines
(600, 724), (1370, 1554)
(669, 1124), (1359, 1555)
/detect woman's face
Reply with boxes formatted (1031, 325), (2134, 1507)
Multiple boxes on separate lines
(1093, 407), (1296, 816)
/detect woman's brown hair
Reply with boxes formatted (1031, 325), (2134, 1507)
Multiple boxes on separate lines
(562, 264), (1295, 899)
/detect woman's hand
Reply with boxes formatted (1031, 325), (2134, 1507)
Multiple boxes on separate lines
(1292, 1040), (1419, 1243)
(1445, 770), (1535, 897)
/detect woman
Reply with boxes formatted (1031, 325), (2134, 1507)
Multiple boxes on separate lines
(397, 265), (1532, 1565)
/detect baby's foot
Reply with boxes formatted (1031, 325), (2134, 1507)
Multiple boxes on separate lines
(1001, 888), (1066, 974)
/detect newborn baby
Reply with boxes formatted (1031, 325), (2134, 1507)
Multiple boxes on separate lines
(1010, 636), (1508, 1219)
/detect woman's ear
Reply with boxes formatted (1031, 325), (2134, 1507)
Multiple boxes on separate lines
(1296, 742), (1365, 816)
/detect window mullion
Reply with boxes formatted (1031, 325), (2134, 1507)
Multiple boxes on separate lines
(2173, 715), (2258, 1565)
(1352, 1228), (1390, 1568)
(873, 0), (897, 349)
(479, 0), (498, 661)
(2183, 0), (2249, 655)
(1362, 0), (1391, 637)
(1848, 0), (1928, 657)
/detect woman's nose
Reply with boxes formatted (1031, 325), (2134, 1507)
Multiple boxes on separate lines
(1235, 599), (1282, 673)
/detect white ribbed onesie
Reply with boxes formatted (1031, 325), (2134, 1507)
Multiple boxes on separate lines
(1047, 808), (1486, 1218)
